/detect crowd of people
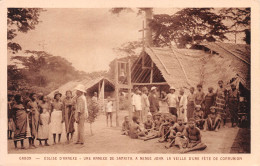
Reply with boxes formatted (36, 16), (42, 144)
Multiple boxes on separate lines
(7, 84), (88, 149)
(121, 80), (243, 153)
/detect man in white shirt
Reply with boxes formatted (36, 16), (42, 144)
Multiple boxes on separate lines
(179, 88), (188, 123)
(105, 96), (113, 127)
(75, 84), (88, 145)
(132, 88), (142, 119)
(166, 86), (179, 117)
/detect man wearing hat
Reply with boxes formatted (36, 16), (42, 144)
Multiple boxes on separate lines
(75, 84), (88, 145)
(148, 87), (160, 117)
(165, 86), (179, 117)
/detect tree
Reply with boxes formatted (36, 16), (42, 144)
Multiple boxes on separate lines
(7, 8), (43, 53)
(150, 8), (228, 48)
(219, 8), (250, 44)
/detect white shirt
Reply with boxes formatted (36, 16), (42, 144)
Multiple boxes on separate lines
(132, 93), (142, 111)
(167, 93), (179, 107)
(106, 101), (113, 113)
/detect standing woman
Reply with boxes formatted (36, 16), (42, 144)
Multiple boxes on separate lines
(37, 95), (51, 146)
(215, 80), (228, 127)
(50, 91), (64, 144)
(27, 93), (40, 148)
(187, 87), (195, 120)
(11, 94), (27, 149)
(63, 90), (76, 143)
(141, 87), (150, 122)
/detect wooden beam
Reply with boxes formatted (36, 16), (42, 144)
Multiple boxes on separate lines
(114, 59), (119, 127)
(132, 82), (168, 86)
(127, 59), (132, 119)
(150, 62), (154, 83)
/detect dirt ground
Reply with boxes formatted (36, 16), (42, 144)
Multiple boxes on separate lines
(8, 110), (242, 154)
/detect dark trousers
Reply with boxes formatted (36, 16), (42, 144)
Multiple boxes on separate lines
(169, 107), (177, 117)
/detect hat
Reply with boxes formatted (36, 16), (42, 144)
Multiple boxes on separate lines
(54, 91), (62, 99)
(169, 86), (175, 90)
(151, 86), (157, 91)
(75, 84), (86, 93)
(147, 112), (152, 117)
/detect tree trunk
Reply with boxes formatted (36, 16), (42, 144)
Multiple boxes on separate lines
(144, 8), (153, 47)
(90, 123), (93, 136)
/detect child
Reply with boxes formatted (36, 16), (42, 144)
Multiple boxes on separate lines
(37, 95), (50, 146)
(193, 105), (205, 129)
(121, 116), (130, 135)
(8, 94), (15, 139)
(205, 106), (221, 132)
(175, 118), (207, 153)
(105, 96), (113, 127)
(165, 118), (186, 148)
(143, 114), (154, 133)
(128, 116), (146, 139)
(158, 115), (175, 142)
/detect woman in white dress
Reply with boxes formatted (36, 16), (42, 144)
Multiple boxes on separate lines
(37, 95), (50, 146)
(50, 91), (64, 144)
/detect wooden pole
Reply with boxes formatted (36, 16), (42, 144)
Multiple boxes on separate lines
(127, 58), (132, 120)
(115, 59), (119, 127)
(150, 62), (154, 83)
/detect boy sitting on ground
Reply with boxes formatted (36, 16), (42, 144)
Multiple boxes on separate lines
(165, 118), (186, 148)
(175, 118), (207, 153)
(128, 116), (146, 139)
(204, 106), (221, 132)
(158, 115), (176, 142)
(193, 105), (205, 129)
(121, 116), (131, 135)
(143, 114), (154, 133)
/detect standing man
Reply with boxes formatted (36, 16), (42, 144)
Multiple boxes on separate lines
(165, 87), (179, 117)
(75, 84), (88, 145)
(148, 87), (160, 117)
(141, 87), (150, 122)
(132, 88), (142, 119)
(179, 88), (188, 123)
(227, 84), (240, 127)
(215, 80), (228, 127)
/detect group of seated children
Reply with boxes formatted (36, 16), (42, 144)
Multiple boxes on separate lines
(121, 108), (218, 153)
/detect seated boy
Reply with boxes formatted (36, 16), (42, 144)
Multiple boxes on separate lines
(205, 106), (221, 132)
(165, 118), (186, 148)
(128, 116), (146, 139)
(121, 116), (131, 135)
(193, 105), (205, 129)
(143, 114), (154, 133)
(158, 115), (176, 142)
(175, 118), (207, 153)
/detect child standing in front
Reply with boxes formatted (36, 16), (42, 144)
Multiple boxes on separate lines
(105, 96), (113, 127)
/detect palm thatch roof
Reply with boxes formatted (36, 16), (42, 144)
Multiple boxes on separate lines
(132, 43), (250, 92)
(201, 42), (250, 90)
(48, 77), (114, 97)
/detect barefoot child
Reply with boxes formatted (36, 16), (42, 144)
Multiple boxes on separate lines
(205, 106), (221, 132)
(37, 95), (50, 146)
(121, 116), (130, 135)
(105, 96), (113, 127)
(143, 114), (154, 133)
(175, 118), (207, 153)
(128, 116), (146, 139)
(193, 105), (205, 129)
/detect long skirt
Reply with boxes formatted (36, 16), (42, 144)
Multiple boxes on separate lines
(28, 111), (39, 138)
(13, 110), (27, 141)
(51, 110), (62, 134)
(37, 112), (50, 140)
(215, 96), (226, 119)
(178, 108), (187, 123)
(187, 101), (195, 120)
(77, 113), (85, 143)
(64, 108), (75, 134)
(140, 107), (149, 123)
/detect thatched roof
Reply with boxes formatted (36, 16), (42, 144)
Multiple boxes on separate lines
(133, 43), (250, 91)
(48, 77), (114, 97)
(201, 42), (250, 90)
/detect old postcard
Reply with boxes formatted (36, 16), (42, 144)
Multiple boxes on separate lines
(0, 0), (260, 165)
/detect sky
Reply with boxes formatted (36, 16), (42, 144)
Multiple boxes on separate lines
(9, 8), (244, 73)
(9, 8), (178, 72)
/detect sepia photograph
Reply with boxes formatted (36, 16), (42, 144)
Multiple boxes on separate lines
(6, 7), (251, 155)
